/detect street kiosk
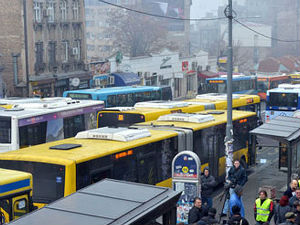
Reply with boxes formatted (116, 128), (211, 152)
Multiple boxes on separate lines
(172, 151), (201, 224)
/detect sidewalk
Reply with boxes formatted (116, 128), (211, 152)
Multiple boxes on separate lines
(213, 146), (287, 225)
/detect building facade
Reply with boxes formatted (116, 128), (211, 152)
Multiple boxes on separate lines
(84, 0), (137, 62)
(106, 49), (208, 99)
(0, 0), (88, 97)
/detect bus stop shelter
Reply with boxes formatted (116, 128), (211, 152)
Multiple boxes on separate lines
(8, 179), (181, 225)
(250, 116), (300, 186)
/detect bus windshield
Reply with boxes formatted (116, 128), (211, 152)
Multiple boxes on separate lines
(0, 160), (65, 203)
(0, 117), (11, 144)
(268, 92), (298, 108)
(257, 80), (268, 92)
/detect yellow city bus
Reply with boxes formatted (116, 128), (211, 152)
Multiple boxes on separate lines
(97, 94), (260, 128)
(0, 169), (34, 223)
(97, 101), (214, 127)
(185, 93), (261, 111)
(0, 110), (257, 207)
(133, 110), (258, 185)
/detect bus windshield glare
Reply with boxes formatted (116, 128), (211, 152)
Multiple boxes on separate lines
(268, 92), (298, 108)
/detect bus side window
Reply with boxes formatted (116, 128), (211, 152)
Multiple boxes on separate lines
(136, 144), (157, 185)
(233, 121), (248, 152)
(19, 122), (47, 148)
(117, 94), (128, 106)
(63, 115), (85, 138)
(113, 154), (137, 182)
(128, 93), (134, 106)
(107, 95), (116, 107)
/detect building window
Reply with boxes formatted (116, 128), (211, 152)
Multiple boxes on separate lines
(62, 41), (68, 62)
(34, 2), (42, 23)
(60, 0), (67, 21)
(35, 42), (44, 72)
(47, 1), (55, 23)
(74, 40), (81, 61)
(73, 0), (79, 20)
(48, 42), (57, 68)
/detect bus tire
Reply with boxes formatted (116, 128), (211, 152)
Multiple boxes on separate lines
(240, 157), (248, 169)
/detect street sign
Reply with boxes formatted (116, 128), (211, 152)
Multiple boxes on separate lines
(172, 151), (201, 224)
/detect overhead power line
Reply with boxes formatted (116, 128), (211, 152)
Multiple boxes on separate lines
(234, 18), (300, 43)
(98, 0), (226, 21)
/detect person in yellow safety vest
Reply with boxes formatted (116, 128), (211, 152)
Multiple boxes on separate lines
(254, 190), (274, 225)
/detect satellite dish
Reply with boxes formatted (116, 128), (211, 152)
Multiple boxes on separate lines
(71, 78), (80, 87)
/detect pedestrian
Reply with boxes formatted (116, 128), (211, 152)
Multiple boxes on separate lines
(284, 180), (299, 199)
(188, 197), (208, 224)
(197, 208), (218, 225)
(229, 185), (245, 217)
(254, 190), (274, 225)
(279, 212), (297, 225)
(293, 200), (300, 224)
(290, 188), (300, 207)
(227, 205), (249, 225)
(222, 160), (248, 217)
(201, 167), (217, 208)
(274, 195), (292, 225)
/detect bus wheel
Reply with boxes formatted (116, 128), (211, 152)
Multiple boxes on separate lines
(240, 157), (248, 169)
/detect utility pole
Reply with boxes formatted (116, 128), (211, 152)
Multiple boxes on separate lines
(225, 0), (233, 177)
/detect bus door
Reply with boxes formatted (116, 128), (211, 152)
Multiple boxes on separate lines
(208, 133), (219, 179)
(172, 128), (193, 152)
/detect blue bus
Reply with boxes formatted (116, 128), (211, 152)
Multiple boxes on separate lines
(265, 86), (300, 122)
(63, 86), (172, 107)
(206, 75), (257, 94)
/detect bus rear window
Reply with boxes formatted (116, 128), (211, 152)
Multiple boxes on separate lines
(268, 93), (298, 108)
(67, 93), (92, 100)
(0, 160), (65, 203)
(0, 117), (11, 144)
(98, 113), (145, 127)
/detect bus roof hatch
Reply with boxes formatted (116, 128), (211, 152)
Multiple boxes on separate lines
(158, 113), (215, 123)
(75, 127), (151, 142)
(134, 101), (189, 108)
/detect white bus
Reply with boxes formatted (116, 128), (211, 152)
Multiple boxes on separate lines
(0, 97), (104, 152)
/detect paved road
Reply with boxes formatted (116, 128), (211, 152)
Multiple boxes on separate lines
(213, 144), (287, 225)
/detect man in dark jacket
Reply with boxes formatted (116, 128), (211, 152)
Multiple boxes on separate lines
(188, 197), (208, 224)
(228, 160), (248, 187)
(222, 160), (248, 217)
(201, 167), (217, 208)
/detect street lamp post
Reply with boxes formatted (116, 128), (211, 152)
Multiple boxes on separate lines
(225, 0), (233, 177)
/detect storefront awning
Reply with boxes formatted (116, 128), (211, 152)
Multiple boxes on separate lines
(197, 71), (219, 79)
(111, 72), (140, 86)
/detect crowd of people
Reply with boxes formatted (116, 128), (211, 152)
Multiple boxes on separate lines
(182, 160), (300, 225)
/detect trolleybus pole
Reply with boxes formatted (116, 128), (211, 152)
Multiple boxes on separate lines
(225, 0), (234, 176)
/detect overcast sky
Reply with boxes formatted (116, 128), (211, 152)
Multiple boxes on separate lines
(190, 0), (245, 18)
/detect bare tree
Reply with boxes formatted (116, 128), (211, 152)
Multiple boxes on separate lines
(106, 9), (177, 57)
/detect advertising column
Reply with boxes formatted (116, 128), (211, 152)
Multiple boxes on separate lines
(172, 151), (201, 224)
